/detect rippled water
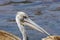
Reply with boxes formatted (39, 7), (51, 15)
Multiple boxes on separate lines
(0, 1), (60, 40)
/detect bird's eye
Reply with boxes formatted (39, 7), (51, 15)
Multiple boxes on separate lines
(23, 16), (27, 19)
(20, 16), (27, 22)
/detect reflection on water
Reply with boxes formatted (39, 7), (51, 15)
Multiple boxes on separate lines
(0, 1), (60, 40)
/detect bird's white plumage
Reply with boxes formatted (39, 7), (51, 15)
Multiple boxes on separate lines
(16, 12), (27, 18)
(17, 12), (25, 16)
(16, 12), (28, 40)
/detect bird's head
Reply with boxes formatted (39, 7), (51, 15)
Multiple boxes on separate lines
(16, 12), (50, 35)
(16, 12), (29, 26)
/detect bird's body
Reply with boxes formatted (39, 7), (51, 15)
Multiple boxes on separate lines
(0, 30), (20, 40)
(42, 35), (60, 40)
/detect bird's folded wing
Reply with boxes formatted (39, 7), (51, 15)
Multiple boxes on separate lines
(0, 30), (21, 40)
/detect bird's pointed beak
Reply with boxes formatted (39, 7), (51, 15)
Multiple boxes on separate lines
(24, 18), (50, 35)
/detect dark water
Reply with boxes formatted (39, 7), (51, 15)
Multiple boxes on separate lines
(0, 0), (60, 40)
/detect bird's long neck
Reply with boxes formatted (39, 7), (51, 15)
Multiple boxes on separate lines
(16, 17), (28, 40)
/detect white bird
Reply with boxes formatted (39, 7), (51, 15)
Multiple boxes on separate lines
(0, 11), (50, 40)
(16, 12), (50, 40)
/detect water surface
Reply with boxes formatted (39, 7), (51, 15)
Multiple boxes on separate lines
(0, 1), (60, 40)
